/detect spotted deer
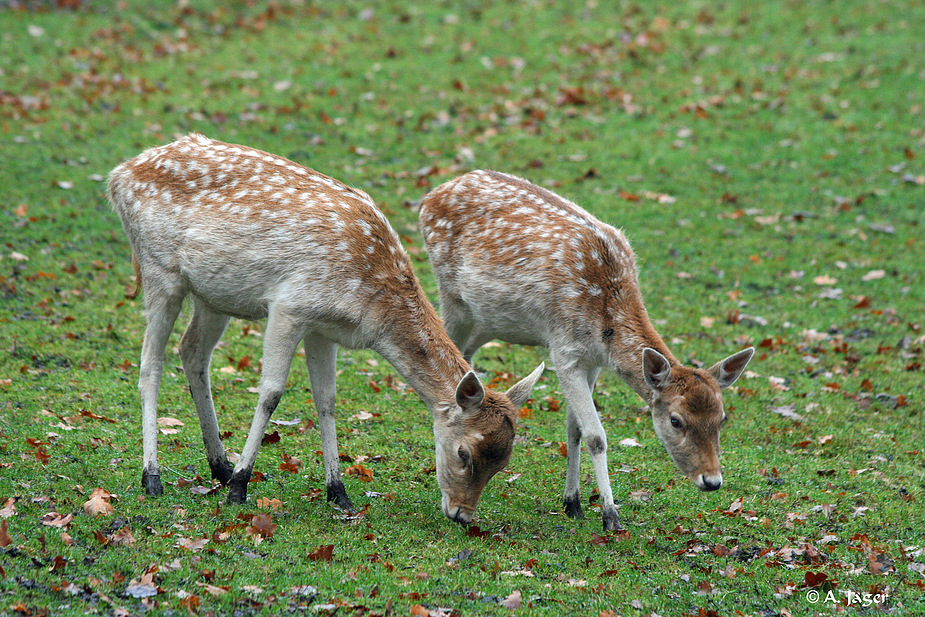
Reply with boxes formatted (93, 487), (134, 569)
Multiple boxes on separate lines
(108, 135), (543, 524)
(418, 170), (754, 531)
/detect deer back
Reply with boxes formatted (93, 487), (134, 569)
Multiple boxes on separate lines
(420, 169), (650, 358)
(109, 134), (410, 339)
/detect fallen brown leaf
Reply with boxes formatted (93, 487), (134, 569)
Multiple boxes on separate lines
(177, 536), (209, 552)
(345, 464), (374, 482)
(500, 589), (522, 609)
(40, 512), (74, 528)
(196, 582), (229, 596)
(0, 520), (12, 547)
(308, 544), (334, 562)
(110, 527), (136, 546)
(247, 513), (278, 539)
(83, 487), (115, 517)
(256, 497), (283, 510)
(0, 497), (16, 519)
(49, 555), (67, 573)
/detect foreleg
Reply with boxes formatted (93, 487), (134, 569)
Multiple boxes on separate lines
(557, 364), (620, 531)
(227, 306), (303, 503)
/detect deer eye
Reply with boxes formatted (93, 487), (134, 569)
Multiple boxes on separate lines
(602, 328), (614, 338)
(457, 446), (470, 464)
(670, 417), (683, 429)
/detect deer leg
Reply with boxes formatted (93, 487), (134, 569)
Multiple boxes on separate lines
(137, 286), (184, 496)
(563, 406), (583, 519)
(227, 306), (303, 504)
(460, 331), (493, 368)
(585, 366), (601, 397)
(439, 291), (477, 363)
(304, 336), (355, 512)
(561, 366), (602, 520)
(179, 298), (232, 484)
(557, 364), (620, 531)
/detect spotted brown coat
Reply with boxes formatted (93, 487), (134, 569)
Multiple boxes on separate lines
(419, 170), (754, 531)
(109, 136), (543, 523)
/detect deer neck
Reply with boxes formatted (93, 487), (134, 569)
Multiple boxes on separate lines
(370, 277), (470, 416)
(608, 302), (679, 401)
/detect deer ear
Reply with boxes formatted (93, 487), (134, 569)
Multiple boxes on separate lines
(709, 347), (755, 388)
(642, 348), (672, 392)
(505, 362), (545, 409)
(455, 371), (485, 413)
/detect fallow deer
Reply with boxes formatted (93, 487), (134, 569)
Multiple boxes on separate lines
(108, 135), (543, 524)
(418, 170), (753, 531)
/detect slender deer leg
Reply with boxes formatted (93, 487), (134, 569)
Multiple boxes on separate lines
(304, 336), (355, 512)
(557, 364), (620, 531)
(563, 405), (584, 519)
(227, 306), (304, 504)
(561, 365), (602, 520)
(439, 292), (476, 362)
(179, 298), (232, 484)
(585, 367), (601, 396)
(460, 330), (493, 367)
(138, 287), (184, 495)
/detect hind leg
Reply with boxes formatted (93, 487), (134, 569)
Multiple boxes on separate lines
(179, 298), (232, 484)
(304, 335), (355, 512)
(137, 281), (184, 495)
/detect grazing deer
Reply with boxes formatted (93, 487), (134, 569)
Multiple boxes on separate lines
(108, 135), (543, 524)
(418, 170), (754, 531)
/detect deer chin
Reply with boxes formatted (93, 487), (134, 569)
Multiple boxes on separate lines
(657, 441), (723, 492)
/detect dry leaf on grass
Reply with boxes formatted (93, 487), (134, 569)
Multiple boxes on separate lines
(40, 512), (74, 528)
(500, 590), (522, 609)
(83, 487), (115, 517)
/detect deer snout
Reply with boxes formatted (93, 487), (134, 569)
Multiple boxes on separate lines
(443, 506), (475, 525)
(695, 472), (723, 491)
(441, 497), (474, 525)
(450, 507), (474, 525)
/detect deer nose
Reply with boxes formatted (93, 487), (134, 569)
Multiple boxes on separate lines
(451, 507), (474, 525)
(453, 510), (472, 525)
(699, 474), (723, 491)
(444, 504), (473, 525)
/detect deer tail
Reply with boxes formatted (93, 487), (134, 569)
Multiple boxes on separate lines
(125, 252), (141, 299)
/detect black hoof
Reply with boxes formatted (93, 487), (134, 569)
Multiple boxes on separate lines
(327, 481), (356, 513)
(210, 460), (234, 485)
(226, 470), (250, 504)
(142, 470), (163, 496)
(602, 507), (622, 532)
(564, 494), (584, 520)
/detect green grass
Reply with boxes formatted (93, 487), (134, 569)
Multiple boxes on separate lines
(1, 1), (923, 615)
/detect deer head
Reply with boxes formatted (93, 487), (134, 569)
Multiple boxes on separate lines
(435, 364), (544, 524)
(642, 347), (754, 491)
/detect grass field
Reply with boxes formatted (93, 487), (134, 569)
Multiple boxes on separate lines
(1, 1), (923, 615)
